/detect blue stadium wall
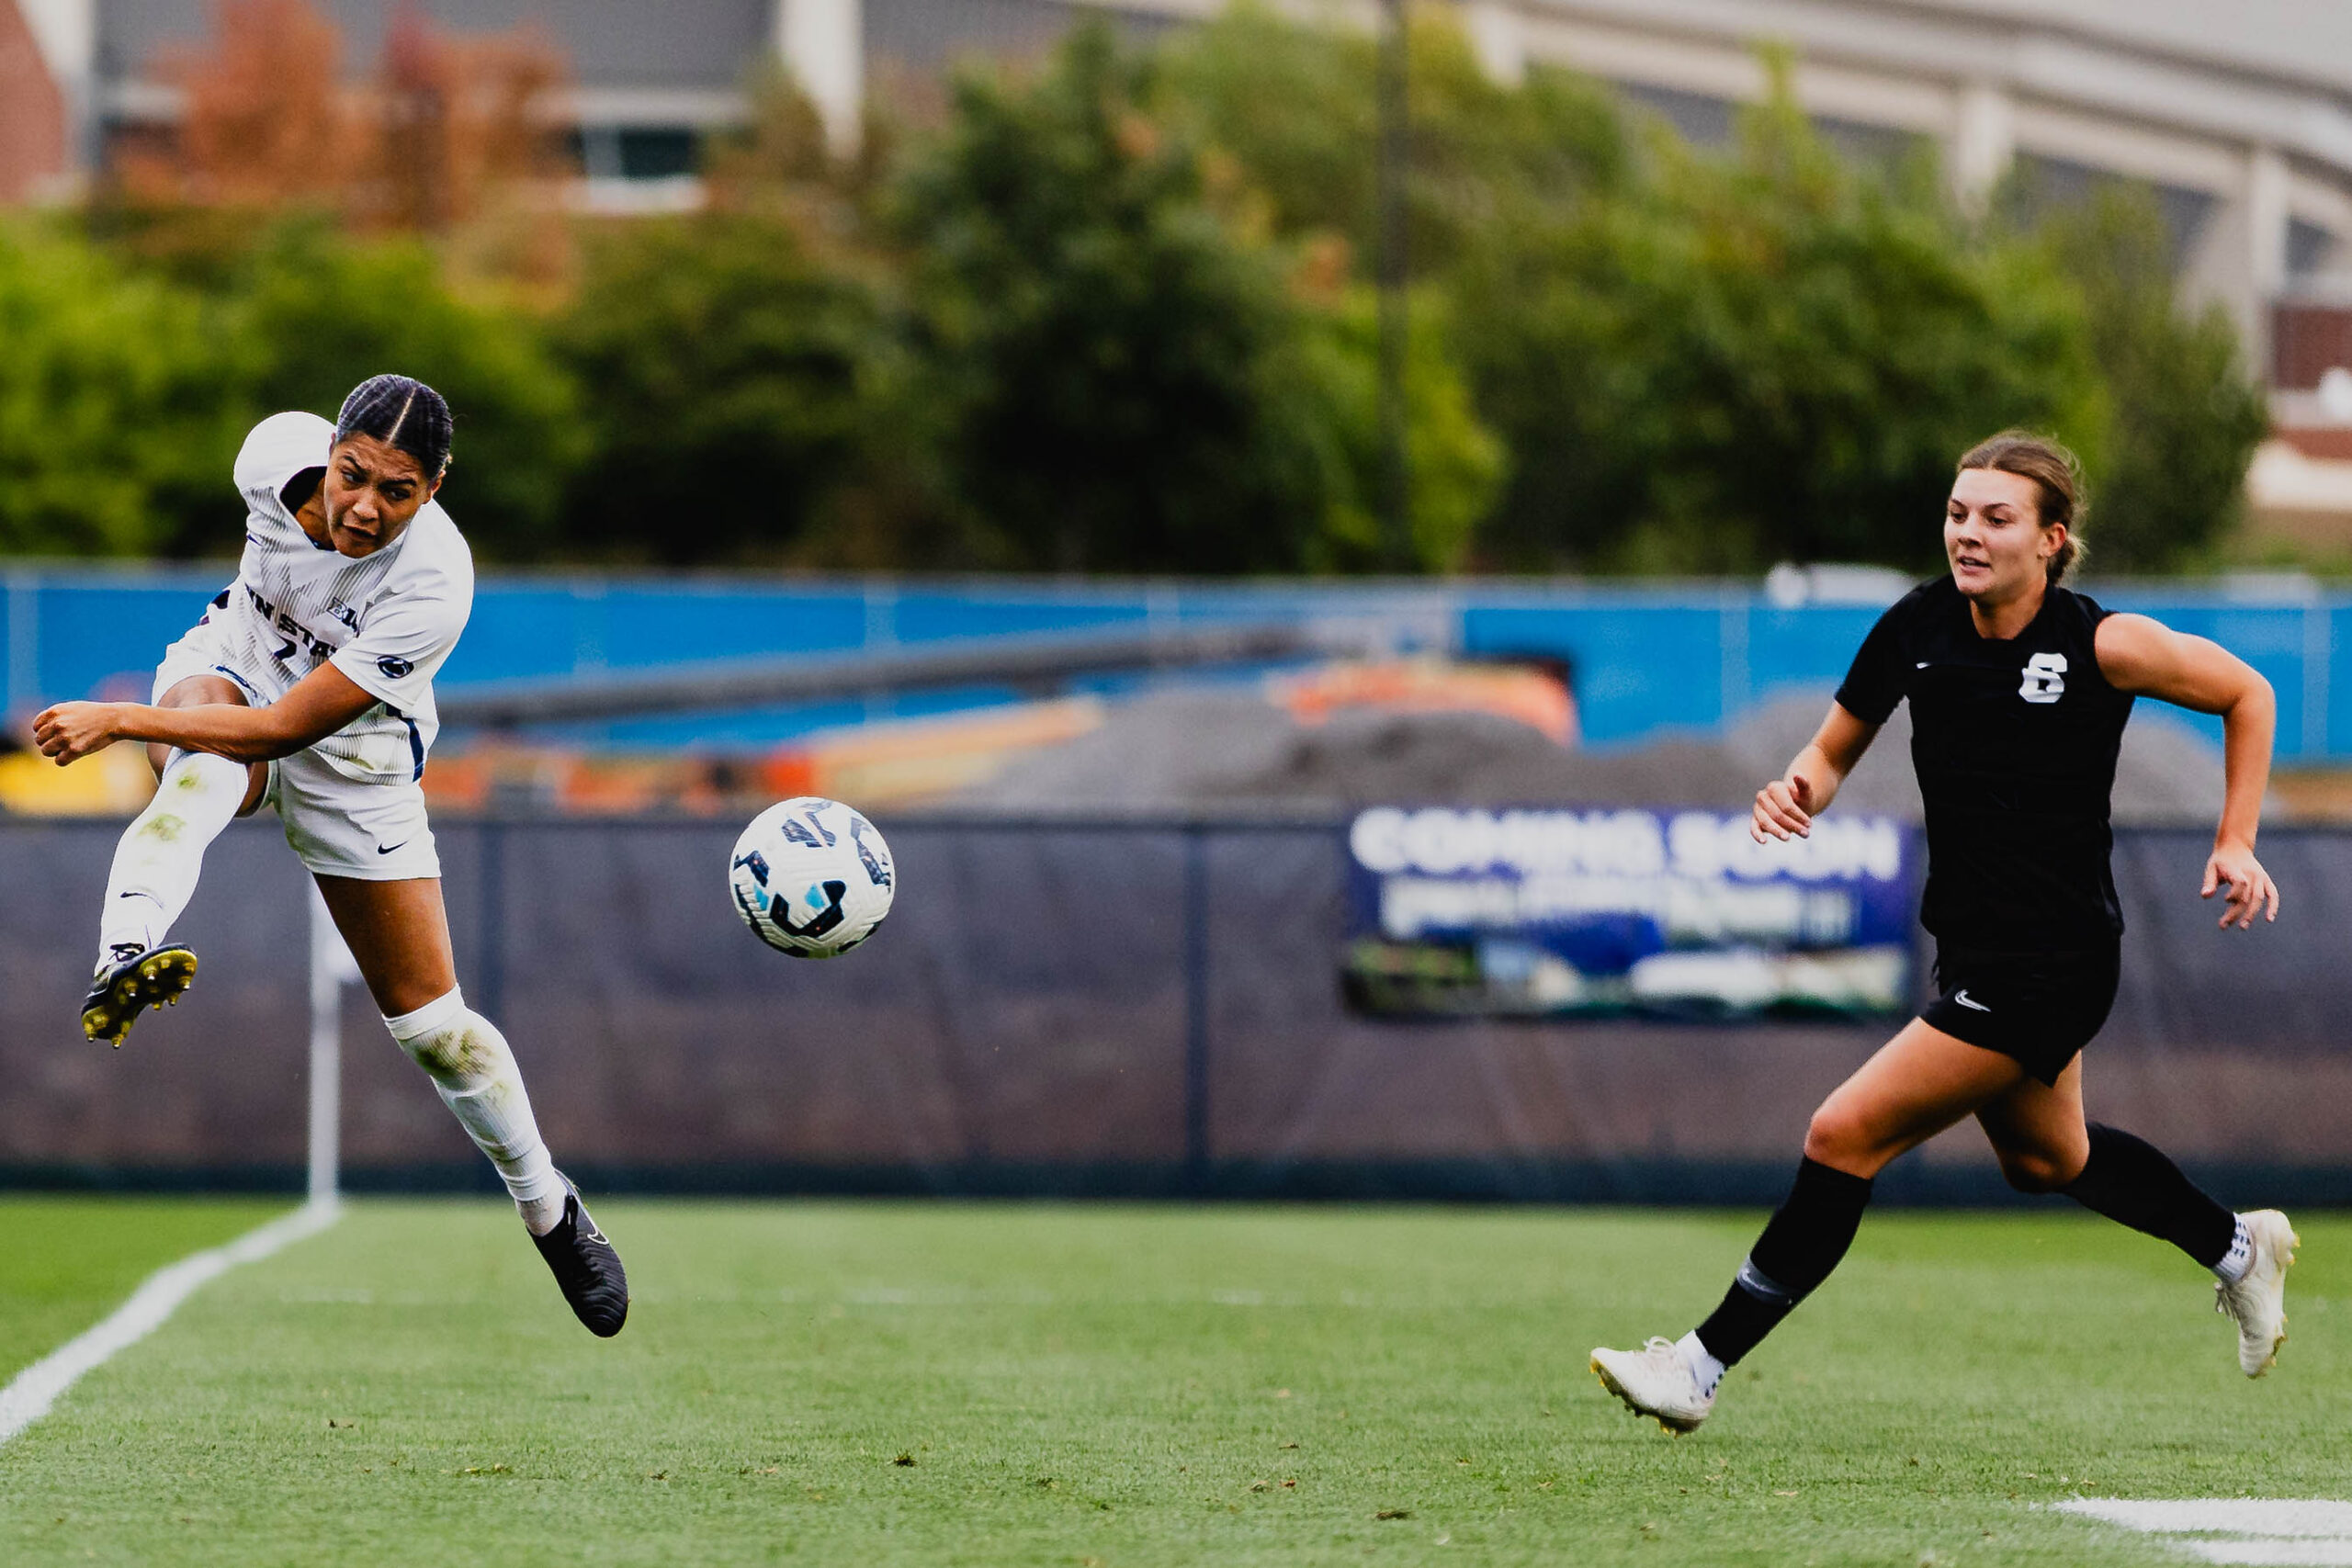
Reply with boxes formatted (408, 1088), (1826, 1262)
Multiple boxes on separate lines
(4, 568), (2343, 754)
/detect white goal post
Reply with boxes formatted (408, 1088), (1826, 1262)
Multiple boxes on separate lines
(307, 885), (359, 1209)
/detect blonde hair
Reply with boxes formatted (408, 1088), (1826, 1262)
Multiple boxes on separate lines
(1958, 431), (2086, 583)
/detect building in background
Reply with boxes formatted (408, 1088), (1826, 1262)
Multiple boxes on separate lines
(10, 0), (2352, 534)
(2, 0), (79, 201)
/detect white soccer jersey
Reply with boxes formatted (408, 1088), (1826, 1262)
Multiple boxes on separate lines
(183, 412), (475, 784)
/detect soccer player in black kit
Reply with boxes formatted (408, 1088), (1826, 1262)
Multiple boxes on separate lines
(1592, 432), (2294, 1434)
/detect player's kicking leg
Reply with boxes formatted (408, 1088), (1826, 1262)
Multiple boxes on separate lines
(316, 873), (628, 1337)
(84, 676), (270, 1044)
(1979, 1065), (2298, 1378)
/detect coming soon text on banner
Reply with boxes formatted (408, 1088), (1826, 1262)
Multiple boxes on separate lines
(1341, 806), (1922, 1020)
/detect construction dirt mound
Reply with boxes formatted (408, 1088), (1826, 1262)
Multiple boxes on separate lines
(951, 685), (2249, 823)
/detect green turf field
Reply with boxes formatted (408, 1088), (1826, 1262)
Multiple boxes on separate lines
(0, 1198), (288, 1383)
(0, 1200), (2344, 1566)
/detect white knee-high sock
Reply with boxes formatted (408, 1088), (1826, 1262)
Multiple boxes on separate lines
(384, 987), (569, 1235)
(96, 751), (247, 968)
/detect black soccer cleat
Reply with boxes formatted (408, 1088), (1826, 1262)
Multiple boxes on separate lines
(532, 1179), (629, 1337)
(81, 943), (198, 1047)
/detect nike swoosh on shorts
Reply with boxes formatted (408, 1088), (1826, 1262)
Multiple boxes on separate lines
(1953, 989), (1991, 1012)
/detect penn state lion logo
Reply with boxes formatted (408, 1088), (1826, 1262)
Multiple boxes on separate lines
(2018, 651), (2066, 704)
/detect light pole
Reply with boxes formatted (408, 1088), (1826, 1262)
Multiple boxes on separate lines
(1376, 0), (1411, 572)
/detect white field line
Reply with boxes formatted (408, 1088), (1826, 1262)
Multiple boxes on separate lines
(2053, 1500), (2352, 1566)
(0, 1198), (341, 1446)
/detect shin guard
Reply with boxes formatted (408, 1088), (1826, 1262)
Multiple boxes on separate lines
(1694, 1157), (1875, 1366)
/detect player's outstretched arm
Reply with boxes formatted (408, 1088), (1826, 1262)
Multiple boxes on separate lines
(1753, 702), (1879, 843)
(2096, 612), (2278, 929)
(33, 663), (379, 767)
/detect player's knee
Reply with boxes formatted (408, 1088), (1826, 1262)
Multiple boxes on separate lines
(410, 1015), (510, 1083)
(384, 989), (512, 1085)
(237, 761), (270, 818)
(404, 1020), (500, 1080)
(1802, 1104), (1875, 1169)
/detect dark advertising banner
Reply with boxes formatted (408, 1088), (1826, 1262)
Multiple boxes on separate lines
(1341, 807), (1921, 1020)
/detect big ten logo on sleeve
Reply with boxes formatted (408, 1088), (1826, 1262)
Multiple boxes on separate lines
(2018, 652), (2067, 705)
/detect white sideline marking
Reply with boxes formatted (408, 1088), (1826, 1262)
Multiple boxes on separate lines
(0, 1199), (340, 1446)
(2055, 1500), (2352, 1565)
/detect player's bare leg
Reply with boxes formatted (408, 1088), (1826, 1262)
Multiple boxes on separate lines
(1979, 1062), (2295, 1376)
(316, 874), (628, 1337)
(84, 676), (271, 1044)
(1595, 1020), (2023, 1432)
(1596, 1024), (2291, 1430)
(1973, 1055), (2090, 1191)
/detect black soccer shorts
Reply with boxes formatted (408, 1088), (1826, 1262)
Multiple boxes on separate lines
(1918, 942), (2122, 1087)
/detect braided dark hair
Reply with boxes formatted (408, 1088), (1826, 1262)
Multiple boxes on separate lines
(335, 374), (452, 480)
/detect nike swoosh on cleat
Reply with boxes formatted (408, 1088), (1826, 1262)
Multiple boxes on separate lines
(1953, 988), (1991, 1012)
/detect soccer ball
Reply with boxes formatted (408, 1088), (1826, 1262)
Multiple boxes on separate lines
(728, 796), (896, 957)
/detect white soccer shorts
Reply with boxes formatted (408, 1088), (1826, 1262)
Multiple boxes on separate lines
(151, 626), (443, 883)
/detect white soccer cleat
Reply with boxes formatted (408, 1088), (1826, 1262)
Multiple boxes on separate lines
(2215, 1209), (2299, 1378)
(1591, 1337), (1715, 1434)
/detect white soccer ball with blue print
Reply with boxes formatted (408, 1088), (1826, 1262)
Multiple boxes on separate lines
(729, 796), (896, 957)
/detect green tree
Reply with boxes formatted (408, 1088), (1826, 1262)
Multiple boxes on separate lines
(1160, 9), (2180, 576)
(205, 223), (583, 560)
(550, 214), (892, 565)
(1279, 285), (1502, 571)
(1155, 5), (1628, 283)
(1457, 88), (2105, 571)
(0, 221), (236, 557)
(16, 2), (2258, 581)
(895, 24), (1319, 572)
(893, 22), (1495, 573)
(2030, 186), (2267, 570)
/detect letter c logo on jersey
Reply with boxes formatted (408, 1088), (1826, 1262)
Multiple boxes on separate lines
(376, 654), (413, 680)
(2018, 651), (2067, 705)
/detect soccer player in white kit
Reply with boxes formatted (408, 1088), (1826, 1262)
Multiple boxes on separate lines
(33, 375), (628, 1338)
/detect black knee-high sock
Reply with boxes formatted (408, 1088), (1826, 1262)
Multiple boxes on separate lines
(1694, 1157), (1874, 1366)
(2063, 1122), (2236, 1269)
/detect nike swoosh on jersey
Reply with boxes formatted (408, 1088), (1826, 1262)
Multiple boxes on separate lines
(1952, 989), (1991, 1012)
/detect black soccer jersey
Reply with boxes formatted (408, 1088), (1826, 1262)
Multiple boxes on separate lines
(1835, 576), (2134, 950)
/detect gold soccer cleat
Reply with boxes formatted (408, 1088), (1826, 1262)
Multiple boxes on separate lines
(81, 944), (199, 1047)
